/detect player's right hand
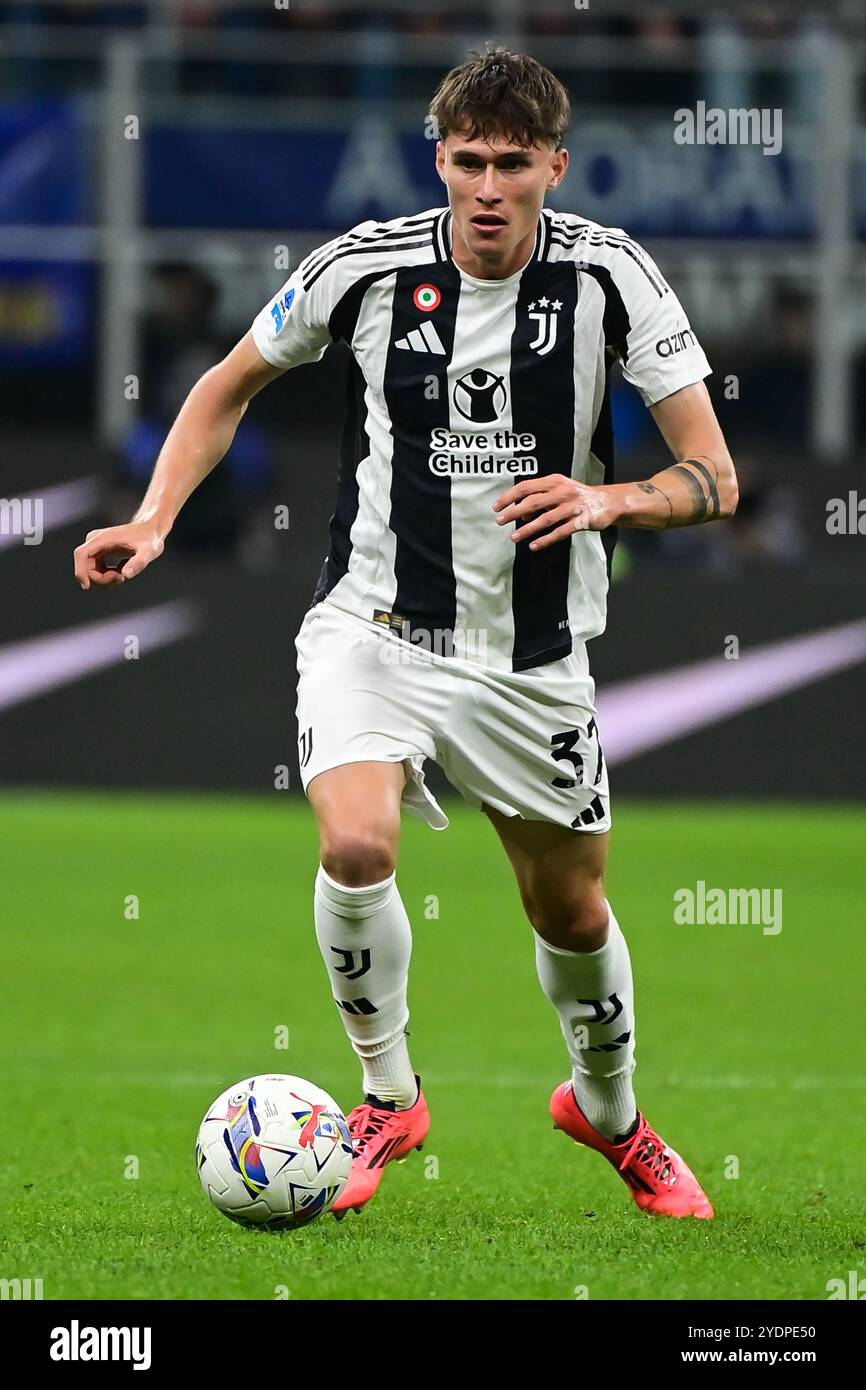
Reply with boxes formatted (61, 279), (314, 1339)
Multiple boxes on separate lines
(73, 521), (166, 590)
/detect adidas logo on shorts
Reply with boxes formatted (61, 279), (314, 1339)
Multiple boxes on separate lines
(571, 795), (606, 829)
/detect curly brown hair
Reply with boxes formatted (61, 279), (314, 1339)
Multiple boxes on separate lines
(429, 47), (571, 150)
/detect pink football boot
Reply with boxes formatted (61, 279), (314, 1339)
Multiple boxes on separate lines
(332, 1077), (430, 1218)
(551, 1081), (714, 1219)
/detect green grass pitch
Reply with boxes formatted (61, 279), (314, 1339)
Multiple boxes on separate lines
(2, 791), (863, 1301)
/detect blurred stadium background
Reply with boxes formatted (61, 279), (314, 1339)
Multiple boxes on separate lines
(1, 0), (865, 799)
(2, 0), (865, 1302)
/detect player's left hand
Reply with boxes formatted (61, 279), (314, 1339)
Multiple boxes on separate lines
(492, 475), (619, 549)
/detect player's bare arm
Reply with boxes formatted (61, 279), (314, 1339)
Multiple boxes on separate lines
(493, 380), (738, 548)
(73, 331), (283, 589)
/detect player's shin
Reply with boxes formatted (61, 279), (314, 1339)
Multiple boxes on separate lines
(534, 898), (637, 1142)
(313, 864), (418, 1108)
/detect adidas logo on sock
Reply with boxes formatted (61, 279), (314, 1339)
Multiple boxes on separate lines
(394, 321), (446, 355)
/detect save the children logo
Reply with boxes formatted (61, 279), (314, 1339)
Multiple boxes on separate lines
(453, 369), (507, 423)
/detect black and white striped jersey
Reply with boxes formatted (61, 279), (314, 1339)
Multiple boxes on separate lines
(251, 207), (711, 672)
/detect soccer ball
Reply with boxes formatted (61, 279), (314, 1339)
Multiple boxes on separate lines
(195, 1074), (354, 1229)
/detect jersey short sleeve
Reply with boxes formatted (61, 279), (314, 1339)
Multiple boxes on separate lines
(250, 220), (378, 371)
(612, 237), (711, 407)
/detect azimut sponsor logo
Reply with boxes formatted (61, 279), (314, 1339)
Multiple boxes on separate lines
(655, 328), (696, 358)
(428, 426), (538, 477)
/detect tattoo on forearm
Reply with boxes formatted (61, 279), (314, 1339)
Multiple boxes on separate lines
(683, 457), (721, 516)
(637, 481), (674, 520)
(665, 464), (710, 522)
(637, 453), (724, 529)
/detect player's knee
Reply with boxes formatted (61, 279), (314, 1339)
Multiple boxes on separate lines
(529, 889), (609, 953)
(319, 829), (397, 887)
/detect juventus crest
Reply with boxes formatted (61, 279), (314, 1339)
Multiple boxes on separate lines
(527, 297), (563, 356)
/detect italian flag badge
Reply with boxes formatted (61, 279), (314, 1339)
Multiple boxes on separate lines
(413, 283), (441, 312)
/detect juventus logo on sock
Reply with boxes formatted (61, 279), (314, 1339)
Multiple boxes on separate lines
(330, 946), (372, 980)
(578, 994), (623, 1025)
(575, 994), (630, 1053)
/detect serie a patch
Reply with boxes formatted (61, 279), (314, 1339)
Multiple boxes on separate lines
(371, 609), (407, 634)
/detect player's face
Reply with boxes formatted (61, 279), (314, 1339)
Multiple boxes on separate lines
(436, 131), (568, 278)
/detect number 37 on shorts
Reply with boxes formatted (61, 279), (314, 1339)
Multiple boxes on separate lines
(548, 718), (608, 831)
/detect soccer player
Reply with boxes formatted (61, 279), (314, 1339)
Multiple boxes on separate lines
(75, 49), (737, 1221)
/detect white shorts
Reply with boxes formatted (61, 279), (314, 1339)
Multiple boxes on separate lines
(294, 600), (611, 834)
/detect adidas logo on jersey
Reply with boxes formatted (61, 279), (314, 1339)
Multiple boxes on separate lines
(394, 321), (446, 355)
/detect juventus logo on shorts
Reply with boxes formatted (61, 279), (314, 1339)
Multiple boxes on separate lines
(299, 726), (314, 768)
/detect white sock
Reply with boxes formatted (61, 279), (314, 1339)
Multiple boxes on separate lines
(314, 864), (418, 1108)
(535, 898), (637, 1141)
